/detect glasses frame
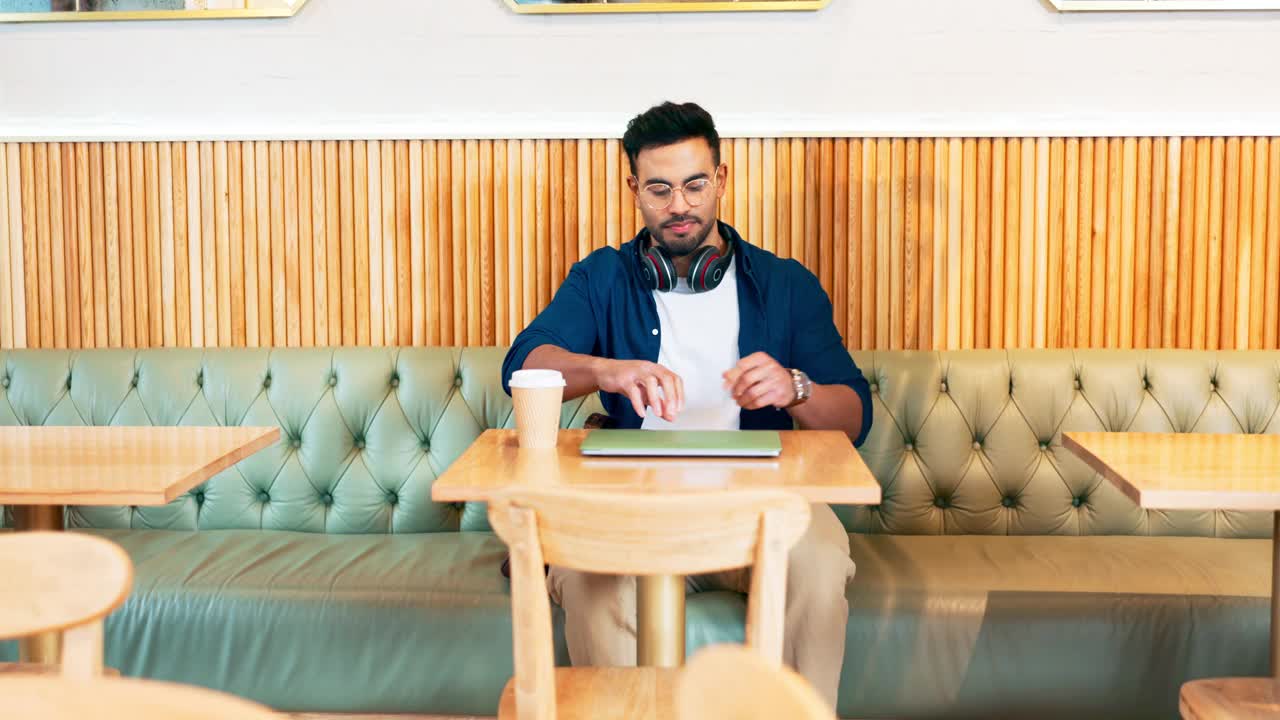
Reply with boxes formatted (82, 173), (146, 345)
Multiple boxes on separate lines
(633, 176), (719, 211)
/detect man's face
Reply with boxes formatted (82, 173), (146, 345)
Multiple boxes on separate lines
(627, 138), (728, 257)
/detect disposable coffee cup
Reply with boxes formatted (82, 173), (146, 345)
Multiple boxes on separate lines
(509, 369), (566, 449)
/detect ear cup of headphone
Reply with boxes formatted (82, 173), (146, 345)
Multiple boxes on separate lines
(642, 245), (678, 292)
(687, 244), (732, 293)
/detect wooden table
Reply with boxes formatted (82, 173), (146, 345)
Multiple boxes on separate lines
(0, 675), (279, 719)
(1063, 431), (1280, 678)
(0, 425), (280, 665)
(433, 429), (880, 667)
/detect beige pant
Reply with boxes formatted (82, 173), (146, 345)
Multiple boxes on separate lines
(546, 503), (855, 709)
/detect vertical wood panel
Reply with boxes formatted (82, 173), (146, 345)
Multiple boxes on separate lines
(1134, 137), (1152, 348)
(481, 139), (496, 347)
(171, 144), (188, 347)
(975, 139), (991, 349)
(918, 139), (934, 350)
(1091, 138), (1109, 348)
(1179, 139), (1198, 349)
(1206, 138), (1225, 350)
(130, 144), (149, 347)
(242, 143), (261, 347)
(861, 139), (877, 350)
(0, 144), (12, 348)
(1119, 137), (1137, 349)
(1162, 138), (1181, 349)
(1076, 139), (1093, 347)
(933, 139), (948, 350)
(406, 140), (423, 346)
(846, 139), (861, 349)
(48, 145), (67, 349)
(889, 139), (905, 350)
(145, 143), (162, 348)
(353, 140), (368, 348)
(903, 139), (918, 350)
(4, 136), (1280, 354)
(1004, 139), (1020, 349)
(336, 141), (353, 345)
(366, 142), (384, 347)
(214, 141), (231, 347)
(396, 141), (412, 346)
(227, 142), (245, 347)
(298, 141), (315, 347)
(1061, 139), (1079, 348)
(960, 138), (976, 349)
(324, 140), (340, 348)
(1220, 137), (1240, 350)
(1249, 138), (1269, 350)
(1046, 138), (1065, 349)
(1268, 139), (1280, 349)
(948, 139), (964, 349)
(1105, 139), (1123, 348)
(1148, 138), (1166, 349)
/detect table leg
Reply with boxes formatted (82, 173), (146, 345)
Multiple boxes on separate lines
(12, 504), (64, 666)
(637, 574), (685, 668)
(1273, 511), (1279, 678)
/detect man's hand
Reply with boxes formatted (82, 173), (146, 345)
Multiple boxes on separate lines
(723, 352), (796, 410)
(594, 358), (685, 422)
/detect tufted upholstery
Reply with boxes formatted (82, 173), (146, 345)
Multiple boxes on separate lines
(1, 347), (1271, 539)
(0, 347), (603, 533)
(0, 347), (1272, 719)
(847, 349), (1275, 538)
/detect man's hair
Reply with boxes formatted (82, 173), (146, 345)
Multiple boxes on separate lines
(622, 102), (721, 176)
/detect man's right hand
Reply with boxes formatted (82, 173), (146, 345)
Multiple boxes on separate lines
(593, 359), (685, 422)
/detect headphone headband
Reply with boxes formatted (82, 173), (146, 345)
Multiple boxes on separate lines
(638, 234), (733, 293)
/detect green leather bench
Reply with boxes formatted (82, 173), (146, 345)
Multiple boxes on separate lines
(0, 347), (1270, 719)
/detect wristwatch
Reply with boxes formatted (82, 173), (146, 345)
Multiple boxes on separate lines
(787, 368), (812, 407)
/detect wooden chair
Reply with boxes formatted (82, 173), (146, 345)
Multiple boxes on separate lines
(1181, 677), (1280, 719)
(676, 644), (835, 720)
(487, 487), (811, 720)
(1, 675), (280, 719)
(0, 531), (133, 678)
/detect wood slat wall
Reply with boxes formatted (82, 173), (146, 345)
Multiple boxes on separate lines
(2, 137), (1278, 351)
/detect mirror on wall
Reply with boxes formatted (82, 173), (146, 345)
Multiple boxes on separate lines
(504, 0), (830, 14)
(0, 0), (307, 22)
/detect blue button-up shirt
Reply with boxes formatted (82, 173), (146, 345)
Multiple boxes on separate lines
(501, 222), (873, 446)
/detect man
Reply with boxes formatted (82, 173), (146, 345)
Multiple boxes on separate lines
(500, 101), (872, 708)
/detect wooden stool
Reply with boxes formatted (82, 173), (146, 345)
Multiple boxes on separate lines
(0, 532), (132, 678)
(488, 487), (812, 720)
(1181, 678), (1280, 719)
(677, 644), (834, 720)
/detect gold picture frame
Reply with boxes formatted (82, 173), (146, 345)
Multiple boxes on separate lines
(503, 0), (830, 14)
(0, 0), (308, 23)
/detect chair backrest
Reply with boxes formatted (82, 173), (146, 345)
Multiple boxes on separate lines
(0, 532), (134, 678)
(487, 487), (811, 720)
(676, 644), (835, 720)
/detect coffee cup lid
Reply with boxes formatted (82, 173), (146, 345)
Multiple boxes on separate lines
(510, 369), (566, 389)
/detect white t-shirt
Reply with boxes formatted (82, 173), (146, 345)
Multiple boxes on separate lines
(641, 260), (742, 431)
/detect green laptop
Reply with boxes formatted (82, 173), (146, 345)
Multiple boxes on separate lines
(579, 430), (782, 458)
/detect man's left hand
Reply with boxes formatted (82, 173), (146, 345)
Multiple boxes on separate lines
(723, 352), (796, 410)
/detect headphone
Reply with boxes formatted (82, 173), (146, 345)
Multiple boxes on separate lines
(640, 235), (734, 293)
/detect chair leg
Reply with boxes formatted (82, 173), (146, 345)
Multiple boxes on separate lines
(60, 622), (104, 679)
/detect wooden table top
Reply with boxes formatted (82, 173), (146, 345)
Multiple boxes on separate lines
(432, 429), (881, 505)
(0, 676), (279, 719)
(1063, 431), (1280, 511)
(0, 426), (280, 506)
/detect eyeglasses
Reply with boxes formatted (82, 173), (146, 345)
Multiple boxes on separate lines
(636, 177), (716, 211)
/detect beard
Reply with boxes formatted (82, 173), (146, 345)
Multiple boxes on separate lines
(652, 215), (716, 257)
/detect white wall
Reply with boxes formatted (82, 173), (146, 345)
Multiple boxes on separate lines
(2, 0), (1279, 140)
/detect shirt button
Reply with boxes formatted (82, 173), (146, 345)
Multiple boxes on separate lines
(651, 328), (659, 336)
